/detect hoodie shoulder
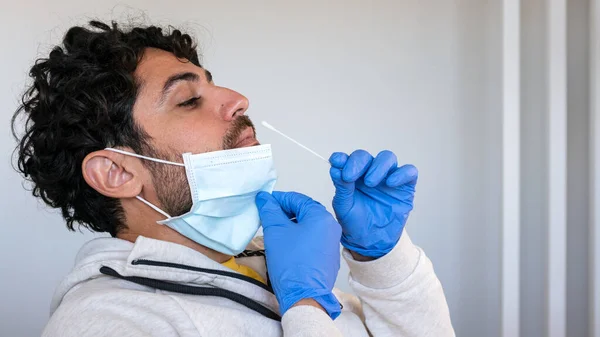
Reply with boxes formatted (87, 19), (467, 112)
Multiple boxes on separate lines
(43, 278), (195, 337)
(49, 237), (134, 314)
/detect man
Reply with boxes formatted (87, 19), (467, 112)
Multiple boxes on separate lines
(12, 20), (454, 336)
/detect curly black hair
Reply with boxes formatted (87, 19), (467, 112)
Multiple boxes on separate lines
(11, 20), (201, 236)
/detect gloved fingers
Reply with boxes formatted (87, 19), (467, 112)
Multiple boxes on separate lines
(330, 166), (355, 196)
(256, 192), (291, 228)
(329, 152), (349, 169)
(271, 191), (325, 221)
(330, 166), (355, 217)
(342, 150), (373, 183)
(364, 150), (398, 187)
(386, 164), (419, 187)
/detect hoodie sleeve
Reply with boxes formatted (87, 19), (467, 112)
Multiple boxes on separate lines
(343, 232), (456, 337)
(281, 305), (344, 337)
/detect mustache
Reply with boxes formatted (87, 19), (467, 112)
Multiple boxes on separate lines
(222, 115), (256, 150)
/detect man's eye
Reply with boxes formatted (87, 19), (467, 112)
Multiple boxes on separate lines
(177, 96), (201, 108)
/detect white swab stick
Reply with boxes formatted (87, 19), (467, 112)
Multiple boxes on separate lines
(261, 121), (329, 163)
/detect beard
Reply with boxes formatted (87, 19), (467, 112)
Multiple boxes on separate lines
(222, 115), (256, 150)
(141, 115), (256, 217)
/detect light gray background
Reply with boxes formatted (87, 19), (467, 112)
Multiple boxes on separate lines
(0, 1), (591, 337)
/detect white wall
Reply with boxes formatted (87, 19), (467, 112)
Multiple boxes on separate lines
(0, 1), (589, 337)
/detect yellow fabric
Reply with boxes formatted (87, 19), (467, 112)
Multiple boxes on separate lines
(221, 257), (266, 284)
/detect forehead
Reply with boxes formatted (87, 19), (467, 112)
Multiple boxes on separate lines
(135, 48), (202, 90)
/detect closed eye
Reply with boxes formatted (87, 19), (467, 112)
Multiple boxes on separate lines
(177, 96), (201, 108)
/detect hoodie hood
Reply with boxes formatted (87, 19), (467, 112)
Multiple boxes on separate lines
(50, 236), (278, 316)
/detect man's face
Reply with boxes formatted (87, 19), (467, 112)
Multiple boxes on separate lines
(131, 48), (256, 216)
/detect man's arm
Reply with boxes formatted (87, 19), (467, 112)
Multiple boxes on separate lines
(329, 150), (455, 336)
(282, 303), (343, 337)
(256, 191), (344, 337)
(345, 232), (454, 336)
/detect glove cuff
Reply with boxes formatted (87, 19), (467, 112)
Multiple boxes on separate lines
(312, 293), (342, 320)
(279, 290), (341, 320)
(343, 232), (421, 289)
(341, 236), (398, 258)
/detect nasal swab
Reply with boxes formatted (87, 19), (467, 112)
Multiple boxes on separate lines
(261, 121), (329, 163)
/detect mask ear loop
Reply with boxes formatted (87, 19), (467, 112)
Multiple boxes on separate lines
(104, 148), (179, 220)
(135, 196), (172, 219)
(104, 148), (185, 167)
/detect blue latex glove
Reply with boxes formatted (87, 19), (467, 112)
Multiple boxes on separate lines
(329, 150), (418, 258)
(256, 191), (342, 319)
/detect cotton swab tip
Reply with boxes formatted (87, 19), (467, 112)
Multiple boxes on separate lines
(261, 121), (274, 130)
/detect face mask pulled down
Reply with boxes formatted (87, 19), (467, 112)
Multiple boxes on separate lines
(106, 144), (277, 255)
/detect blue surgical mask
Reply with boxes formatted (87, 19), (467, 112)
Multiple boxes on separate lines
(105, 144), (277, 255)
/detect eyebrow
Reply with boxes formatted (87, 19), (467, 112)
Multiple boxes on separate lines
(204, 69), (213, 83)
(158, 69), (213, 106)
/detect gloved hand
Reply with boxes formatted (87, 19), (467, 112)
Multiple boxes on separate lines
(329, 150), (418, 258)
(256, 191), (342, 319)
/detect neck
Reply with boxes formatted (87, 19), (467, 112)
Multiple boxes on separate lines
(119, 198), (231, 263)
(117, 229), (231, 264)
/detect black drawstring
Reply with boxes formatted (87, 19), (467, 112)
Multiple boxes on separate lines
(131, 258), (273, 293)
(99, 266), (281, 322)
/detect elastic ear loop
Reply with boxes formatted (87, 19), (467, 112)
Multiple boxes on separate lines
(104, 148), (185, 167)
(136, 196), (172, 219)
(104, 147), (180, 220)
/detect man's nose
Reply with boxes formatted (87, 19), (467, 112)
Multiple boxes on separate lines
(218, 88), (249, 121)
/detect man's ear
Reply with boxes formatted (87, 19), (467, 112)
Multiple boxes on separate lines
(82, 149), (143, 198)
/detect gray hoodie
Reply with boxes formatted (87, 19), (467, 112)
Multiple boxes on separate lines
(42, 232), (455, 336)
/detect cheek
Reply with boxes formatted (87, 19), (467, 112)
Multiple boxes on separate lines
(138, 102), (230, 155)
(167, 117), (229, 153)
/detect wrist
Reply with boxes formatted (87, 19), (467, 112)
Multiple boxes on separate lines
(350, 250), (377, 261)
(280, 291), (342, 320)
(292, 298), (326, 312)
(342, 241), (389, 259)
(342, 235), (401, 259)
